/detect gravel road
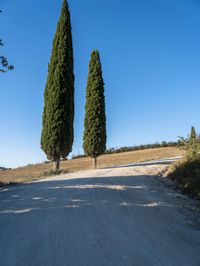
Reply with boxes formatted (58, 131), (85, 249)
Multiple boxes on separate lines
(0, 158), (200, 266)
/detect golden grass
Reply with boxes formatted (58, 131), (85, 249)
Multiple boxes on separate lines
(0, 147), (183, 185)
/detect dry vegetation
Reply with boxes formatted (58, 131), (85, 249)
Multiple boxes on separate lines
(0, 147), (183, 185)
(168, 158), (200, 199)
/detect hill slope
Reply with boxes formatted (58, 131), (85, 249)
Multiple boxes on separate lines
(0, 147), (183, 185)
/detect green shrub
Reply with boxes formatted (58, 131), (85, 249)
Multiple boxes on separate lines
(169, 158), (200, 199)
(42, 170), (62, 177)
(42, 169), (70, 177)
(178, 126), (200, 161)
(168, 127), (200, 199)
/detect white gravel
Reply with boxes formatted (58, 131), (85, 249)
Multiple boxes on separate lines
(0, 158), (199, 266)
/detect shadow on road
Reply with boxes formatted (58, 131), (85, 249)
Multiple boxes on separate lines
(0, 174), (184, 215)
(0, 171), (200, 266)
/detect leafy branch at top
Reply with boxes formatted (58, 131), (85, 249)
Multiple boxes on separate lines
(0, 10), (14, 73)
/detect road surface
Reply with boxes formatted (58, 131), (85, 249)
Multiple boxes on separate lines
(0, 158), (200, 266)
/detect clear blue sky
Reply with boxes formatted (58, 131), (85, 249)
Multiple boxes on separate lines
(1, 0), (200, 168)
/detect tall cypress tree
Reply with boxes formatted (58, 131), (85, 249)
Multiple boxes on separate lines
(41, 0), (74, 171)
(83, 50), (106, 168)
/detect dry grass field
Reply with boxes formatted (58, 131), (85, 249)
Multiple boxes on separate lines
(0, 147), (183, 185)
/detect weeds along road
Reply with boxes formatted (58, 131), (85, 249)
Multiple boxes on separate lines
(0, 158), (200, 266)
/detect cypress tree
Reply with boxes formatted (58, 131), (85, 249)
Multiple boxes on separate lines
(41, 0), (74, 171)
(83, 50), (106, 168)
(189, 126), (196, 143)
(187, 126), (199, 159)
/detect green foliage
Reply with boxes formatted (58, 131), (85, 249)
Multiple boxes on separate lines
(0, 10), (14, 72)
(187, 126), (199, 159)
(42, 170), (62, 177)
(169, 126), (200, 199)
(83, 50), (106, 160)
(41, 0), (74, 165)
(190, 126), (197, 142)
(178, 126), (200, 160)
(169, 158), (200, 199)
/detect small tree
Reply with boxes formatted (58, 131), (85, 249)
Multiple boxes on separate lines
(189, 126), (196, 143)
(187, 126), (199, 159)
(0, 10), (14, 72)
(83, 50), (106, 168)
(41, 0), (74, 171)
(178, 126), (200, 160)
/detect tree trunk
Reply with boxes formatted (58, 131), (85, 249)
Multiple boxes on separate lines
(53, 159), (60, 172)
(93, 157), (97, 169)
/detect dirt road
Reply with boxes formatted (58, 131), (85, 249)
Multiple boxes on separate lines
(0, 158), (199, 266)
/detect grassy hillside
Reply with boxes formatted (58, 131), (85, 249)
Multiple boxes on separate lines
(0, 147), (183, 185)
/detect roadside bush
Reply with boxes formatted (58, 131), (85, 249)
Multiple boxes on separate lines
(169, 127), (200, 199)
(169, 158), (200, 199)
(42, 169), (70, 177)
(42, 170), (62, 177)
(178, 126), (200, 161)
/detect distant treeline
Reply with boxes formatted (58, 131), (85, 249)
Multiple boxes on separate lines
(0, 167), (10, 171)
(72, 141), (179, 160)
